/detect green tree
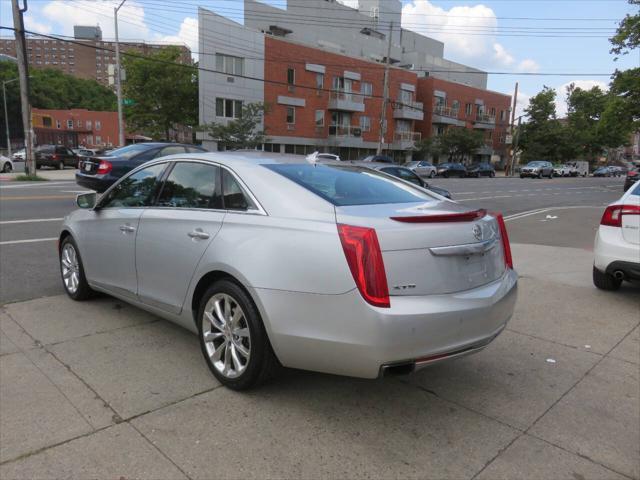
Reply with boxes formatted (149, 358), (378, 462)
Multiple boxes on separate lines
(1, 62), (116, 148)
(122, 46), (197, 140)
(436, 127), (484, 162)
(412, 137), (441, 160)
(610, 0), (640, 57)
(518, 87), (566, 161)
(199, 102), (268, 150)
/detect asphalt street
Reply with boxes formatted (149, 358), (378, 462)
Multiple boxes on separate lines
(0, 174), (627, 304)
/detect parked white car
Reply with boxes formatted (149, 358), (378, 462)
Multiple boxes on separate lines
(405, 160), (437, 178)
(1, 154), (14, 173)
(553, 164), (572, 177)
(11, 148), (25, 161)
(306, 151), (341, 163)
(593, 179), (640, 290)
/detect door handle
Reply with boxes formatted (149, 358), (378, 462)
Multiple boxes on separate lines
(119, 224), (136, 233)
(187, 229), (210, 240)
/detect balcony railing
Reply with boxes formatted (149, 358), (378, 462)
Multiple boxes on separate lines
(393, 101), (424, 120)
(433, 105), (459, 119)
(329, 90), (364, 104)
(394, 131), (421, 143)
(328, 124), (362, 137)
(475, 113), (496, 124)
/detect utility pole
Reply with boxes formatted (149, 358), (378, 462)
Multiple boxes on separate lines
(512, 116), (522, 173)
(11, 0), (35, 175)
(376, 21), (393, 156)
(2, 78), (19, 158)
(114, 0), (127, 147)
(506, 82), (518, 176)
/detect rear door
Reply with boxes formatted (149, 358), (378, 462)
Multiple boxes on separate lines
(135, 160), (225, 314)
(80, 162), (168, 298)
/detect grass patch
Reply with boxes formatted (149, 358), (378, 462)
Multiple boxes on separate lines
(14, 174), (48, 181)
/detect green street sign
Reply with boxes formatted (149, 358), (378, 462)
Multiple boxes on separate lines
(123, 99), (135, 106)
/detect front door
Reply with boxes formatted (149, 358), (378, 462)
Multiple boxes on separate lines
(136, 161), (225, 314)
(80, 162), (168, 298)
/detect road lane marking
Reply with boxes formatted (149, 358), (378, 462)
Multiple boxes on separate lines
(0, 217), (64, 225)
(458, 195), (512, 201)
(505, 205), (605, 222)
(0, 195), (75, 200)
(0, 237), (57, 246)
(0, 181), (75, 190)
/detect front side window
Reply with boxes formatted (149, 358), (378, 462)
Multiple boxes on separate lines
(222, 169), (254, 211)
(265, 164), (434, 206)
(100, 163), (167, 208)
(156, 162), (221, 209)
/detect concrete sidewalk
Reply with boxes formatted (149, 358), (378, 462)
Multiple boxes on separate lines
(0, 167), (76, 182)
(0, 243), (638, 479)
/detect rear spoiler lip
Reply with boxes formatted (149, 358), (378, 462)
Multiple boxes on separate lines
(390, 208), (487, 223)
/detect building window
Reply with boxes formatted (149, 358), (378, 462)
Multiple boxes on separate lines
(66, 120), (73, 129)
(42, 117), (52, 127)
(432, 125), (446, 136)
(487, 131), (493, 140)
(95, 135), (102, 145)
(86, 120), (92, 129)
(286, 106), (295, 124)
(315, 110), (324, 127)
(287, 68), (295, 85)
(359, 116), (371, 132)
(361, 81), (373, 97)
(215, 53), (244, 75)
(452, 100), (460, 112)
(86, 135), (93, 145)
(465, 103), (473, 115)
(95, 120), (101, 131)
(490, 107), (496, 117)
(500, 110), (506, 121)
(56, 120), (61, 129)
(77, 119), (82, 127)
(215, 97), (242, 118)
(316, 73), (324, 90)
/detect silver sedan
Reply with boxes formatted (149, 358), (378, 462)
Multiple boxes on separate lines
(59, 152), (518, 390)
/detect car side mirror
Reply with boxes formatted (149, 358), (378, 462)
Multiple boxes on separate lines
(76, 192), (97, 209)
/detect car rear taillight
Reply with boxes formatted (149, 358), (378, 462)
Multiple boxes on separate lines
(628, 171), (638, 178)
(51, 154), (58, 160)
(493, 212), (513, 270)
(337, 224), (390, 308)
(601, 204), (640, 227)
(97, 160), (112, 175)
(390, 209), (487, 223)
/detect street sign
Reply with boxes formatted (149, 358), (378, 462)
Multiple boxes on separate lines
(505, 134), (513, 145)
(123, 99), (135, 106)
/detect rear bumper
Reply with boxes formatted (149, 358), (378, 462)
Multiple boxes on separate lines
(75, 172), (115, 193)
(253, 268), (518, 379)
(605, 261), (640, 281)
(594, 226), (640, 277)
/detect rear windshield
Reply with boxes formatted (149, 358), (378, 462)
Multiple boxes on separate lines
(102, 144), (157, 160)
(265, 163), (434, 206)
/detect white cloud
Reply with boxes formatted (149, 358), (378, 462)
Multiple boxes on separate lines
(158, 17), (198, 60)
(24, 17), (52, 35)
(401, 0), (539, 72)
(42, 0), (150, 40)
(517, 59), (540, 73)
(514, 91), (531, 120)
(554, 79), (608, 117)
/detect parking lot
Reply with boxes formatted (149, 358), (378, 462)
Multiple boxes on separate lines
(0, 173), (638, 479)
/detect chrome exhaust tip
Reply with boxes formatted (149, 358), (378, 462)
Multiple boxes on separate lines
(613, 270), (625, 281)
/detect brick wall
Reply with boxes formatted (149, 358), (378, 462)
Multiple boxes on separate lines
(32, 108), (119, 148)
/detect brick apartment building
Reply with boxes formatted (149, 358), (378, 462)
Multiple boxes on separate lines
(198, 1), (512, 164)
(31, 108), (118, 148)
(0, 26), (191, 87)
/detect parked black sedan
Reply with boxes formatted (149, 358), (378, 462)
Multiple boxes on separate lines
(76, 143), (207, 192)
(35, 145), (78, 170)
(466, 162), (495, 178)
(436, 162), (467, 178)
(373, 164), (452, 198)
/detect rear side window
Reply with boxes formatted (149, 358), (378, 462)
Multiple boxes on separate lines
(156, 162), (221, 209)
(631, 182), (640, 196)
(100, 163), (167, 208)
(159, 146), (187, 157)
(222, 169), (254, 211)
(265, 164), (433, 206)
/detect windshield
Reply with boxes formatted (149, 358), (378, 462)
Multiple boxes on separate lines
(265, 163), (435, 206)
(527, 161), (546, 167)
(102, 144), (157, 160)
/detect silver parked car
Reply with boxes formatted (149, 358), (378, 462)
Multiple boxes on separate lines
(59, 152), (518, 390)
(405, 160), (437, 178)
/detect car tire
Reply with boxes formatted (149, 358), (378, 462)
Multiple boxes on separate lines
(520, 174), (525, 178)
(198, 279), (280, 390)
(592, 266), (622, 291)
(443, 172), (449, 178)
(537, 171), (542, 179)
(59, 236), (94, 301)
(429, 171), (436, 178)
(490, 171), (495, 178)
(36, 164), (41, 170)
(57, 161), (64, 170)
(2, 161), (11, 173)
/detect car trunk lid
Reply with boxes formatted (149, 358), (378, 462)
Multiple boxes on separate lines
(335, 201), (506, 296)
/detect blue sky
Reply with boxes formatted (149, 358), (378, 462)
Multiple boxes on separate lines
(1, 0), (638, 116)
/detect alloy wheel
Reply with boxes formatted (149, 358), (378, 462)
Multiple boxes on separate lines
(61, 243), (80, 294)
(202, 293), (251, 379)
